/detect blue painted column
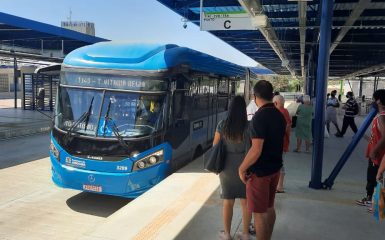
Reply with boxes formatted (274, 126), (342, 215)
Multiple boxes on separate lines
(309, 0), (334, 189)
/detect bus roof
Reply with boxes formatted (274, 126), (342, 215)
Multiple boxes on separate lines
(63, 42), (247, 77)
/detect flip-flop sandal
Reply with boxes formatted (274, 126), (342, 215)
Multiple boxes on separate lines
(248, 223), (256, 235)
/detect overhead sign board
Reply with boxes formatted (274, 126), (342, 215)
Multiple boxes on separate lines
(201, 12), (253, 31)
(200, 12), (267, 31)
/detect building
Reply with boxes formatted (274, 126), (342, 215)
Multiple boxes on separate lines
(0, 66), (36, 92)
(61, 21), (95, 36)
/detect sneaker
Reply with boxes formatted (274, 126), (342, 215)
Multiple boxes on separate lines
(248, 223), (256, 235)
(218, 231), (232, 240)
(356, 196), (372, 206)
(235, 232), (251, 240)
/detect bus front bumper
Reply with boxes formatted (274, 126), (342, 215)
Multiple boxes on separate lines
(50, 153), (169, 198)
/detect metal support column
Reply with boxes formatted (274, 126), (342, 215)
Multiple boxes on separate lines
(359, 77), (363, 97)
(309, 0), (334, 189)
(61, 40), (64, 57)
(311, 49), (318, 98)
(244, 68), (250, 105)
(13, 56), (18, 108)
(309, 53), (316, 98)
(306, 52), (312, 96)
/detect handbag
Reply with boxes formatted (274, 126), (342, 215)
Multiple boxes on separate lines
(203, 138), (226, 174)
(373, 179), (385, 221)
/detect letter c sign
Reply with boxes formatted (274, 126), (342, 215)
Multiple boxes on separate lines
(224, 20), (231, 29)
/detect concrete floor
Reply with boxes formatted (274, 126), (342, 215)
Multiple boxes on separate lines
(84, 115), (385, 240)
(1, 115), (384, 240)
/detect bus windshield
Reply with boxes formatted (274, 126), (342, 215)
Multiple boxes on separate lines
(55, 87), (166, 138)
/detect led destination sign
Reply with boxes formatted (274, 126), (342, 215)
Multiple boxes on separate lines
(61, 72), (168, 91)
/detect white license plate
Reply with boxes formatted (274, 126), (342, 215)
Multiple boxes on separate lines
(83, 184), (102, 192)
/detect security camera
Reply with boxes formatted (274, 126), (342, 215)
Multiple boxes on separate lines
(183, 23), (187, 29)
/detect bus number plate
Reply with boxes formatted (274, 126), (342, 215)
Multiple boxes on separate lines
(83, 184), (102, 192)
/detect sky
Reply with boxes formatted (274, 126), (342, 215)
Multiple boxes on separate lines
(1, 0), (258, 67)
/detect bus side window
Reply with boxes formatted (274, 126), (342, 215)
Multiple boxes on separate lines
(173, 91), (189, 127)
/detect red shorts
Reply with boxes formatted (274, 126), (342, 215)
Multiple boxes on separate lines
(246, 171), (280, 213)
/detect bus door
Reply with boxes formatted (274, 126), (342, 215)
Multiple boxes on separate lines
(168, 89), (191, 169)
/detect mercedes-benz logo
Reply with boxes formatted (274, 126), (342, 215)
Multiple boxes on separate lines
(88, 174), (95, 183)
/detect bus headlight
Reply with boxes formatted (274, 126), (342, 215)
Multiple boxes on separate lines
(149, 156), (157, 165)
(137, 161), (146, 169)
(132, 149), (164, 171)
(50, 140), (60, 161)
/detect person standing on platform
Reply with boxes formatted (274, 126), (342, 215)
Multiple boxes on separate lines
(336, 91), (359, 137)
(213, 96), (251, 240)
(239, 80), (286, 240)
(247, 98), (258, 122)
(356, 89), (385, 207)
(273, 95), (291, 193)
(294, 95), (313, 153)
(326, 90), (342, 135)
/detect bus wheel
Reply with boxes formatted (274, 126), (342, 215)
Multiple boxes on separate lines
(192, 145), (203, 161)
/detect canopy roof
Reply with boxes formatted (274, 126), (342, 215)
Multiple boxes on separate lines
(157, 0), (385, 78)
(0, 12), (107, 62)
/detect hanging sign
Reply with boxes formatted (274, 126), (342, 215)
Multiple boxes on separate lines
(200, 12), (254, 31)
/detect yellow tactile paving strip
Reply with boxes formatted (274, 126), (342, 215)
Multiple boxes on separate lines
(132, 173), (217, 240)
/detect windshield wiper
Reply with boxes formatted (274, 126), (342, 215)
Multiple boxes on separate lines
(84, 97), (95, 131)
(64, 97), (94, 145)
(109, 119), (131, 151)
(102, 99), (131, 151)
(103, 99), (112, 137)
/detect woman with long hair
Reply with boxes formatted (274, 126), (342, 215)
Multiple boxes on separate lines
(213, 95), (251, 240)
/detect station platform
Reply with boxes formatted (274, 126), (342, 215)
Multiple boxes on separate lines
(80, 115), (384, 240)
(0, 92), (51, 140)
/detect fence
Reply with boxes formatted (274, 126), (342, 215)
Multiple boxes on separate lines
(23, 73), (59, 111)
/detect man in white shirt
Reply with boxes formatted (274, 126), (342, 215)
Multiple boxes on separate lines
(247, 99), (258, 121)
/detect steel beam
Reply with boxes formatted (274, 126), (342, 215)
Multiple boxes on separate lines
(299, 1), (307, 80)
(330, 0), (372, 54)
(238, 0), (297, 77)
(340, 62), (385, 79)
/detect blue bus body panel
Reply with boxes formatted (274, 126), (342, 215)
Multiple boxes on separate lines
(63, 42), (247, 77)
(50, 136), (172, 198)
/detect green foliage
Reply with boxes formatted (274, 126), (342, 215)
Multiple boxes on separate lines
(261, 75), (303, 92)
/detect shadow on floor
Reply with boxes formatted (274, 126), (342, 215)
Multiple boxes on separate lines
(66, 192), (133, 218)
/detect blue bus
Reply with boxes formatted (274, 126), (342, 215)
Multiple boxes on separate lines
(49, 42), (251, 198)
